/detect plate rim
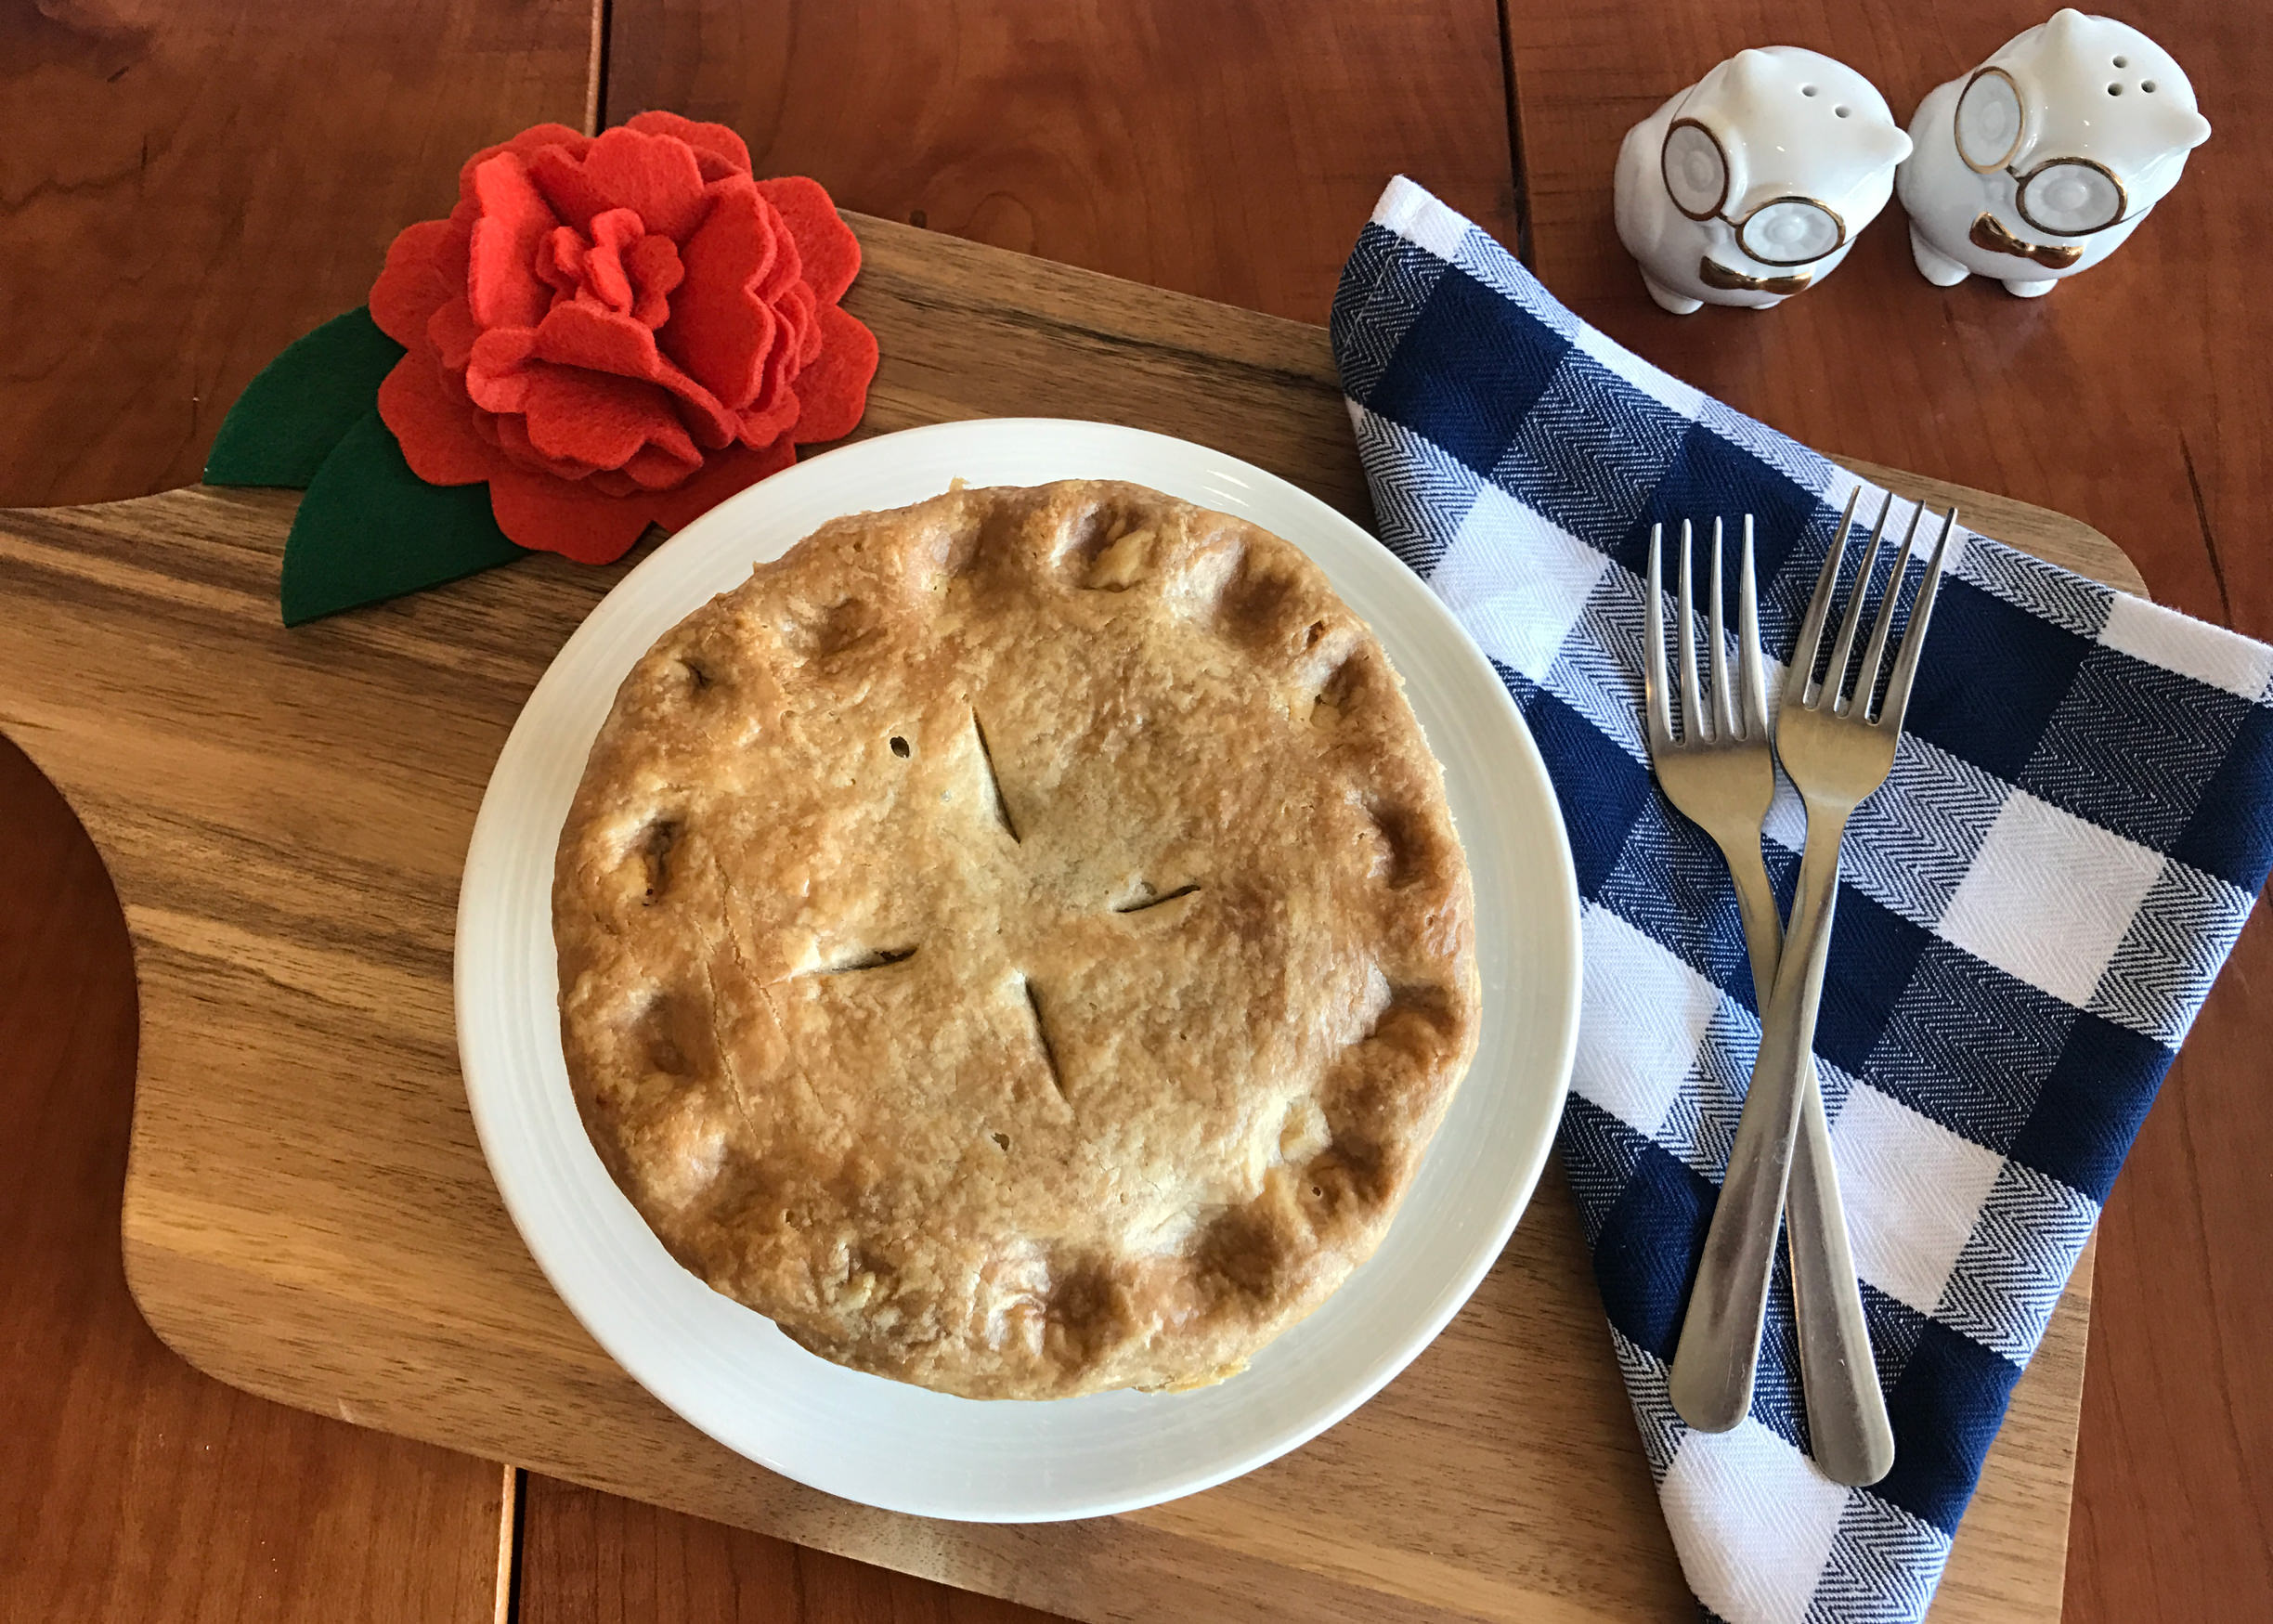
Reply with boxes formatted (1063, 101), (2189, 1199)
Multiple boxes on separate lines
(454, 417), (1582, 1521)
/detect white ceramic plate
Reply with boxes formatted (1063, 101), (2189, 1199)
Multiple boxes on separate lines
(456, 418), (1581, 1522)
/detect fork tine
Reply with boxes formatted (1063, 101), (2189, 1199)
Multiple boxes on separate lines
(1678, 520), (1705, 743)
(1822, 491), (1892, 715)
(1877, 507), (1959, 730)
(1854, 502), (1925, 723)
(1708, 518), (1734, 740)
(1738, 515), (1768, 740)
(1644, 523), (1674, 751)
(1788, 487), (1862, 708)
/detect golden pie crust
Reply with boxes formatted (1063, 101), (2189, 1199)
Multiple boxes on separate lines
(553, 480), (1479, 1399)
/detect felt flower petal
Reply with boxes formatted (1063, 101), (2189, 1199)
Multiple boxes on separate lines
(370, 219), (470, 347)
(535, 227), (586, 300)
(377, 348), (500, 487)
(485, 461), (662, 565)
(525, 145), (604, 236)
(735, 298), (805, 447)
(456, 123), (591, 204)
(643, 436), (799, 533)
(488, 409), (602, 481)
(426, 296), (484, 370)
(787, 302), (878, 444)
(530, 300), (738, 447)
(518, 364), (701, 481)
(625, 110), (753, 181)
(530, 126), (712, 244)
(663, 177), (783, 410)
(758, 175), (861, 305)
(786, 279), (823, 364)
(526, 300), (656, 378)
(625, 232), (684, 327)
(593, 126), (714, 241)
(339, 119), (876, 580)
(580, 207), (645, 313)
(453, 127), (589, 255)
(464, 326), (542, 416)
(622, 438), (703, 490)
(467, 155), (560, 331)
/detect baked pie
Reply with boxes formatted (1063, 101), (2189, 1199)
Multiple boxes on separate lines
(553, 480), (1479, 1398)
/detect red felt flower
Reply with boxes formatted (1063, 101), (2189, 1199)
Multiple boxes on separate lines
(370, 113), (877, 564)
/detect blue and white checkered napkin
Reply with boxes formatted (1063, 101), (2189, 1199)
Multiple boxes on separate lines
(1333, 176), (2273, 1624)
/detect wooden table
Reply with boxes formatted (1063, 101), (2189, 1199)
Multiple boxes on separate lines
(3, 3), (2266, 1620)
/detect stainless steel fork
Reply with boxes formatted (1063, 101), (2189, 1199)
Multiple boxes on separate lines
(1669, 491), (1956, 1482)
(1643, 512), (1892, 1485)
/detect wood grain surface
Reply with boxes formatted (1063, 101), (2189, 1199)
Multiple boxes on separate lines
(0, 214), (2121, 1624)
(1500, 4), (2273, 1617)
(602, 0), (1522, 327)
(3, 0), (2263, 1618)
(0, 0), (595, 509)
(0, 2), (586, 1618)
(516, 1476), (1057, 1624)
(0, 737), (511, 1622)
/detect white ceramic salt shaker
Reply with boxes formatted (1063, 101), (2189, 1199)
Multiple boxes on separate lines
(1615, 46), (1912, 315)
(1896, 9), (2210, 298)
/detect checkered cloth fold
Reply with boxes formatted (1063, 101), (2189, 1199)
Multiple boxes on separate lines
(1332, 177), (2273, 1624)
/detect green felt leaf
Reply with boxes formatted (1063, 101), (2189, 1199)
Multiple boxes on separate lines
(206, 306), (407, 488)
(280, 410), (524, 627)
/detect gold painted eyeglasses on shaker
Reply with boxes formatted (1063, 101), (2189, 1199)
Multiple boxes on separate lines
(1659, 118), (1849, 266)
(1953, 67), (2132, 235)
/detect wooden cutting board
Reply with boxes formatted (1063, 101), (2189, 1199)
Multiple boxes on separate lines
(0, 214), (2139, 1624)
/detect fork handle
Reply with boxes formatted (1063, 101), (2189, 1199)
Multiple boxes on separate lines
(1670, 801), (1850, 1436)
(1717, 838), (1895, 1484)
(1786, 1059), (1896, 1483)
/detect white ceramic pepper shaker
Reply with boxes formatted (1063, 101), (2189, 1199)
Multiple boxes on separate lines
(1615, 46), (1912, 315)
(1896, 9), (2210, 298)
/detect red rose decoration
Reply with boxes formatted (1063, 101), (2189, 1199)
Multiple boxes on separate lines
(370, 112), (877, 564)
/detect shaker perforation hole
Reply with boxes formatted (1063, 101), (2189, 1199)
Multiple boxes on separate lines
(2142, 80), (2158, 92)
(1834, 105), (1851, 118)
(1800, 84), (1818, 96)
(2107, 83), (2123, 96)
(2113, 54), (2129, 68)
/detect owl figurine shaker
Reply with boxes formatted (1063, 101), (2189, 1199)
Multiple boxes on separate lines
(1897, 10), (2211, 297)
(1615, 46), (1912, 313)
